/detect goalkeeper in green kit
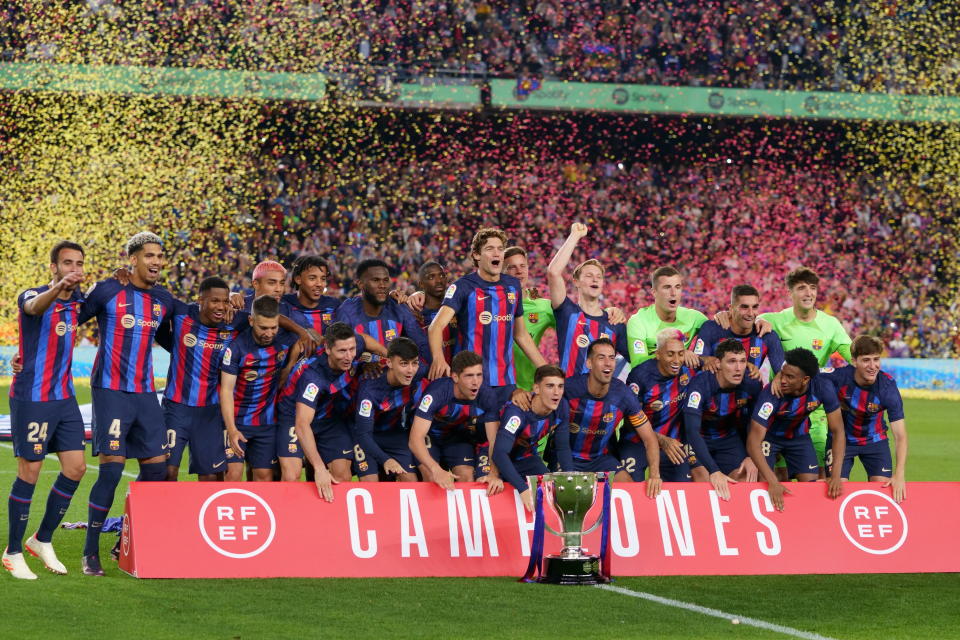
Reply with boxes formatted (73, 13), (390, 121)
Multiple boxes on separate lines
(626, 266), (707, 368)
(759, 267), (851, 470)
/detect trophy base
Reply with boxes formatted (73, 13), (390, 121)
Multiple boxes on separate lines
(540, 555), (609, 585)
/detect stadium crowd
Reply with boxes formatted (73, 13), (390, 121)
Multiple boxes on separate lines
(0, 0), (948, 93)
(160, 150), (957, 359)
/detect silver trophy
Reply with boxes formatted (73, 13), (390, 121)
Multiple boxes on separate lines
(530, 471), (609, 584)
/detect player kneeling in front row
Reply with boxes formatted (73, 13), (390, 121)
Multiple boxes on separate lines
(354, 337), (428, 482)
(275, 322), (362, 496)
(409, 351), (500, 489)
(822, 335), (908, 502)
(682, 339), (762, 499)
(747, 348), (846, 511)
(564, 338), (662, 497)
(493, 365), (574, 511)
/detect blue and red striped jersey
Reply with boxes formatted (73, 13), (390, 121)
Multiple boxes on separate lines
(442, 272), (524, 388)
(354, 366), (429, 464)
(79, 280), (174, 393)
(683, 370), (762, 441)
(281, 293), (341, 335)
(624, 359), (693, 441)
(413, 376), (499, 443)
(277, 352), (358, 428)
(693, 320), (786, 373)
(564, 374), (647, 461)
(420, 305), (457, 364)
(822, 366), (903, 445)
(335, 296), (429, 363)
(554, 297), (628, 378)
(220, 328), (296, 427)
(493, 400), (574, 492)
(752, 376), (840, 439)
(156, 300), (248, 407)
(11, 286), (84, 402)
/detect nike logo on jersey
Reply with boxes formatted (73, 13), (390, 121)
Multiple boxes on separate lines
(881, 467), (892, 472)
(212, 461), (225, 469)
(342, 450), (353, 455)
(118, 303), (131, 307)
(475, 294), (486, 301)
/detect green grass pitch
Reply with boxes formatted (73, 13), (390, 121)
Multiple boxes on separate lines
(1, 384), (958, 639)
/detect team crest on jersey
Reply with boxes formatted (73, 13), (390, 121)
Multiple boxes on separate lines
(358, 461), (369, 472)
(758, 402), (774, 420)
(223, 348), (232, 365)
(569, 423), (581, 434)
(812, 339), (824, 351)
(152, 303), (162, 317)
(528, 312), (539, 324)
(679, 373), (689, 386)
(443, 284), (457, 299)
(384, 329), (397, 342)
(602, 412), (615, 423)
(359, 399), (373, 417)
(33, 444), (42, 454)
(220, 331), (233, 340)
(737, 397), (748, 407)
(419, 394), (433, 412)
(633, 339), (647, 355)
(750, 346), (762, 358)
(303, 383), (319, 402)
(244, 370), (258, 382)
(277, 350), (288, 361)
(806, 401), (820, 412)
(322, 313), (332, 325)
(867, 402), (880, 413)
(288, 444), (298, 453)
(629, 382), (640, 395)
(505, 415), (522, 434)
(649, 400), (664, 411)
(576, 334), (591, 348)
(183, 333), (198, 347)
(507, 291), (516, 304)
(687, 391), (702, 409)
(109, 440), (120, 451)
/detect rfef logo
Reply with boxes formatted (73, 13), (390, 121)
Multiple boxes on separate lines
(198, 489), (277, 559)
(838, 490), (908, 555)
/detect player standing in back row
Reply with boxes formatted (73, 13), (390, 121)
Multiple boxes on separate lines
(4, 242), (87, 580)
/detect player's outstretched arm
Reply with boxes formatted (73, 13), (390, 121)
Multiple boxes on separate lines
(885, 418), (908, 502)
(546, 222), (587, 309)
(409, 416), (453, 490)
(634, 420), (662, 498)
(427, 306), (456, 379)
(824, 408), (846, 499)
(22, 271), (84, 316)
(747, 421), (788, 510)
(219, 372), (244, 458)
(296, 404), (336, 502)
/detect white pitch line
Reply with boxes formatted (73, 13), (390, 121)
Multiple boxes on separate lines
(597, 584), (841, 640)
(0, 442), (138, 479)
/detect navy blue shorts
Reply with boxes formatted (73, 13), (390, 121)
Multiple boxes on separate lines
(706, 435), (748, 475)
(162, 398), (226, 475)
(475, 443), (491, 478)
(355, 430), (417, 478)
(226, 425), (277, 470)
(826, 435), (893, 479)
(91, 387), (165, 459)
(571, 453), (622, 474)
(276, 418), (355, 464)
(618, 439), (692, 482)
(276, 424), (301, 459)
(9, 397), (85, 461)
(764, 434), (819, 477)
(425, 434), (476, 469)
(506, 455), (549, 490)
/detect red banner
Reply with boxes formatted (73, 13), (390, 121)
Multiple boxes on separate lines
(119, 482), (960, 578)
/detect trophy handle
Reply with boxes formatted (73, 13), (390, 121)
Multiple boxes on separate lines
(529, 474), (565, 538)
(580, 473), (609, 535)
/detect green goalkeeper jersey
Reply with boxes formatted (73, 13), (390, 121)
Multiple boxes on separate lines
(626, 304), (707, 366)
(759, 307), (852, 366)
(513, 296), (555, 390)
